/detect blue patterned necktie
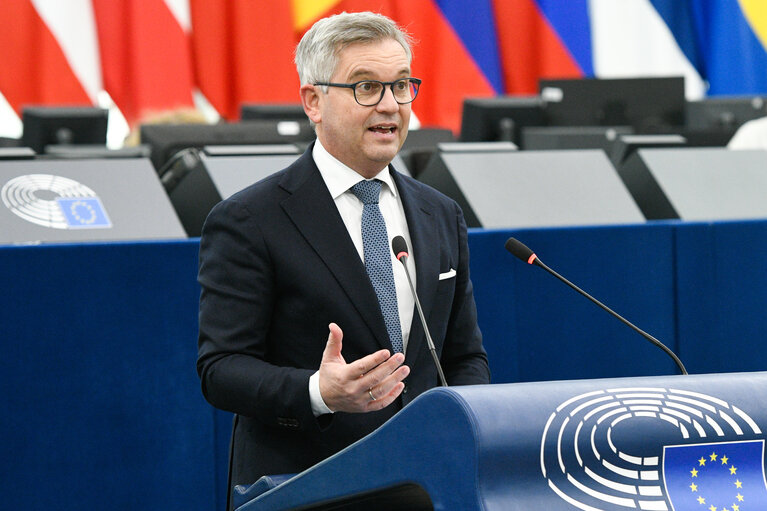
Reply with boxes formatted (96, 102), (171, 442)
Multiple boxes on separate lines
(351, 179), (404, 353)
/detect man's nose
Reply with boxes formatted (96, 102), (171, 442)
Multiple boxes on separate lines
(376, 85), (400, 112)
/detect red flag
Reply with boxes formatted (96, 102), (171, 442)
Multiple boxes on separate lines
(190, 0), (298, 120)
(91, 0), (195, 126)
(391, 0), (496, 131)
(0, 0), (92, 114)
(492, 0), (582, 94)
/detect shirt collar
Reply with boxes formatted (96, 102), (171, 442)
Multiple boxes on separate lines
(313, 139), (398, 200)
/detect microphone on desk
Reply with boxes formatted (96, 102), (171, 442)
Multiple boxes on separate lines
(504, 237), (688, 375)
(392, 235), (448, 387)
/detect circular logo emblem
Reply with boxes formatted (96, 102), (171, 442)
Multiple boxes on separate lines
(1, 174), (108, 229)
(541, 387), (765, 510)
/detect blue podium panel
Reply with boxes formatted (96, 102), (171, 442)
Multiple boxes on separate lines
(469, 224), (678, 384)
(237, 372), (767, 510)
(0, 240), (215, 511)
(675, 220), (767, 373)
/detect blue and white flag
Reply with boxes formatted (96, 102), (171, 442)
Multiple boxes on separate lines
(57, 197), (111, 229)
(664, 440), (767, 511)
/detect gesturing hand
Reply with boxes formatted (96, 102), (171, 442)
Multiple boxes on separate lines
(318, 323), (410, 413)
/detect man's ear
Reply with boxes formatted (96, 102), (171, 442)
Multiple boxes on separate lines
(300, 84), (322, 124)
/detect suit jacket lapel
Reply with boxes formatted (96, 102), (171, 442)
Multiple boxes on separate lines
(392, 169), (439, 366)
(278, 151), (393, 351)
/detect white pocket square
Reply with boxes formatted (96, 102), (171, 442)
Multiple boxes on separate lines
(438, 268), (456, 280)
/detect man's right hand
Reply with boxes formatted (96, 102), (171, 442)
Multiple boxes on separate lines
(318, 323), (410, 413)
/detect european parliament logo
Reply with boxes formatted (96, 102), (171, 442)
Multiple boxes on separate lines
(1, 174), (112, 229)
(540, 387), (767, 510)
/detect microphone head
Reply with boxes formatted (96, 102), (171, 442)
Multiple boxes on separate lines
(505, 237), (538, 265)
(391, 235), (409, 262)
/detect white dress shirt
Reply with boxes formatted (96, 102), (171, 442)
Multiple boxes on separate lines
(309, 139), (416, 415)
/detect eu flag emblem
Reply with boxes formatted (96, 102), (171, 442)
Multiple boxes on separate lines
(57, 197), (112, 229)
(663, 440), (767, 510)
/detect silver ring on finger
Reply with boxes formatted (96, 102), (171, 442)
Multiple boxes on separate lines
(368, 388), (377, 401)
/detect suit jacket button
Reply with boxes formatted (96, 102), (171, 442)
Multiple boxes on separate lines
(402, 385), (408, 395)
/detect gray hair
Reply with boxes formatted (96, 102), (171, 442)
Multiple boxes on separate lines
(295, 11), (413, 86)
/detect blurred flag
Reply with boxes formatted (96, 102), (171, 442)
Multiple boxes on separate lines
(0, 0), (97, 114)
(0, 0), (766, 138)
(91, 0), (195, 127)
(190, 0), (297, 121)
(663, 440), (767, 510)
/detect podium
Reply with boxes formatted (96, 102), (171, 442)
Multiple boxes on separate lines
(234, 372), (767, 510)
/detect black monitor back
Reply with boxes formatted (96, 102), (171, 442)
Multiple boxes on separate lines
(539, 77), (686, 133)
(521, 125), (634, 152)
(0, 137), (21, 148)
(685, 96), (767, 131)
(459, 96), (547, 146)
(240, 103), (308, 121)
(398, 128), (456, 179)
(140, 120), (315, 172)
(22, 106), (108, 154)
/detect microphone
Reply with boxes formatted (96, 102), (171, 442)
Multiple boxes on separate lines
(504, 237), (688, 375)
(391, 235), (448, 387)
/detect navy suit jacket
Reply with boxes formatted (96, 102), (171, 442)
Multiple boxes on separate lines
(197, 145), (490, 488)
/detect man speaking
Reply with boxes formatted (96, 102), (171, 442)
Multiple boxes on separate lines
(196, 10), (490, 501)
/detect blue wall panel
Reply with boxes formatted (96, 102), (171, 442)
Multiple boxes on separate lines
(675, 220), (767, 373)
(469, 224), (679, 384)
(0, 240), (215, 511)
(3, 220), (767, 509)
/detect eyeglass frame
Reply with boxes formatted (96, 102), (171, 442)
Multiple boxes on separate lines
(312, 78), (422, 106)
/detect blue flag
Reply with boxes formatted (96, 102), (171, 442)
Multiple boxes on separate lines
(663, 440), (767, 510)
(57, 197), (112, 229)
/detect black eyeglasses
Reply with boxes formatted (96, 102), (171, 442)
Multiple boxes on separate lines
(313, 78), (421, 106)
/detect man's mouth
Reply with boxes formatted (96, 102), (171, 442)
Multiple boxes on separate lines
(369, 124), (397, 134)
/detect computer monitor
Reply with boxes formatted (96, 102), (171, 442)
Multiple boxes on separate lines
(397, 128), (455, 179)
(685, 95), (767, 131)
(539, 77), (686, 133)
(521, 125), (634, 152)
(139, 120), (315, 172)
(459, 96), (547, 146)
(240, 103), (308, 121)
(21, 106), (108, 154)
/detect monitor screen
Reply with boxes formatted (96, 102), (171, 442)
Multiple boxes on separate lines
(140, 120), (315, 172)
(21, 106), (108, 154)
(459, 96), (547, 145)
(539, 76), (686, 133)
(240, 103), (308, 122)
